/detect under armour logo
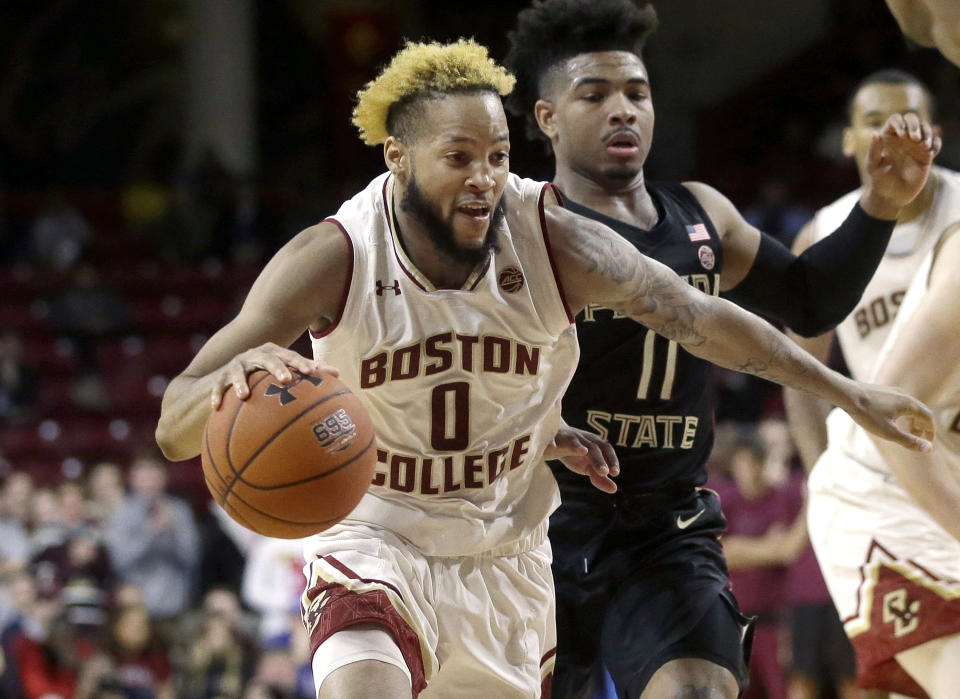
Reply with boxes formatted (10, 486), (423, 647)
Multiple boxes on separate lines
(376, 279), (401, 296)
(883, 588), (921, 637)
(264, 371), (324, 406)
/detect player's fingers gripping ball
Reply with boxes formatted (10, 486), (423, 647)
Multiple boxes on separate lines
(201, 369), (377, 538)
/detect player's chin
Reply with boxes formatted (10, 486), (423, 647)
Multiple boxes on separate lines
(452, 225), (491, 250)
(601, 164), (642, 182)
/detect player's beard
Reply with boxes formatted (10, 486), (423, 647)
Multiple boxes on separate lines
(402, 175), (504, 267)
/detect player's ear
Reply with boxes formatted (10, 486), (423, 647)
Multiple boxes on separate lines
(535, 99), (559, 141)
(841, 126), (856, 158)
(384, 137), (409, 177)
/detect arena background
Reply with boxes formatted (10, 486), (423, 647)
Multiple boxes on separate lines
(1, 1), (958, 698)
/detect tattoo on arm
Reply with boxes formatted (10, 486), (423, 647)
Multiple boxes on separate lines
(572, 220), (711, 346)
(571, 217), (814, 390)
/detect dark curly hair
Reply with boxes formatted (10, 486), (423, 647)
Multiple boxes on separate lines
(504, 0), (658, 142)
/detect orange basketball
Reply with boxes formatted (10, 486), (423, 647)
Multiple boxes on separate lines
(201, 368), (376, 539)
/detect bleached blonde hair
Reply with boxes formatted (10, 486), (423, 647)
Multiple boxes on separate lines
(352, 38), (516, 145)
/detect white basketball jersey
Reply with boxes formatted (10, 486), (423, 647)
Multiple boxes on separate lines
(873, 246), (960, 476)
(815, 169), (960, 486)
(308, 172), (578, 556)
(810, 166), (960, 381)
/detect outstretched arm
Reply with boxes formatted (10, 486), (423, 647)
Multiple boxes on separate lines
(868, 224), (960, 542)
(700, 113), (940, 336)
(782, 220), (836, 472)
(155, 222), (350, 461)
(546, 202), (934, 452)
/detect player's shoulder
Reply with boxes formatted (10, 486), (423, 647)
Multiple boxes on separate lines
(268, 220), (352, 276)
(676, 180), (735, 214)
(504, 172), (554, 205)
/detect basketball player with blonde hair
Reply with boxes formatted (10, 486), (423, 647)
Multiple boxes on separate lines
(158, 40), (934, 698)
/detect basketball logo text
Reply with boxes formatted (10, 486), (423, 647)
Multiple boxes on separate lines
(498, 267), (524, 293)
(312, 408), (358, 452)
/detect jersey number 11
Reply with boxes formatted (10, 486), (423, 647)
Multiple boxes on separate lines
(637, 331), (679, 400)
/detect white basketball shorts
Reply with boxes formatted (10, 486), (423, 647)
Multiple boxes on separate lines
(808, 447), (960, 694)
(300, 520), (557, 698)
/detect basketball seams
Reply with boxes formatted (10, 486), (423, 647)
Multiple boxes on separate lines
(224, 487), (353, 527)
(202, 425), (232, 494)
(238, 434), (375, 491)
(225, 370), (275, 477)
(226, 389), (352, 492)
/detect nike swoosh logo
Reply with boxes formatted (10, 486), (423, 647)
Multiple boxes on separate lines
(676, 509), (705, 529)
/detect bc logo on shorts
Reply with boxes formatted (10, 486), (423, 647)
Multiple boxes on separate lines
(313, 409), (358, 452)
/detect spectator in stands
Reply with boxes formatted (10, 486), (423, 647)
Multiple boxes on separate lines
(100, 602), (174, 699)
(197, 501), (246, 599)
(28, 191), (91, 271)
(0, 333), (39, 424)
(177, 593), (257, 699)
(713, 436), (806, 699)
(240, 536), (306, 645)
(86, 461), (126, 526)
(784, 525), (858, 699)
(246, 646), (312, 699)
(105, 453), (199, 622)
(0, 472), (33, 574)
(58, 481), (90, 532)
(32, 524), (112, 614)
(8, 595), (96, 699)
(46, 263), (131, 411)
(28, 487), (69, 556)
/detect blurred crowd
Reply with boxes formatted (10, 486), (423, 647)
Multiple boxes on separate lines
(0, 451), (316, 699)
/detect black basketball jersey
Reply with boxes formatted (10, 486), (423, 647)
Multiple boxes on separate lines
(555, 181), (724, 494)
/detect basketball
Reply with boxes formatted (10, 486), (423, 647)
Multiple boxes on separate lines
(201, 368), (376, 539)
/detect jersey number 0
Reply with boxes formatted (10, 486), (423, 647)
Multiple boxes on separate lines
(431, 381), (470, 450)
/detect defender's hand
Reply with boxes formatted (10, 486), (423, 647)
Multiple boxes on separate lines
(861, 112), (942, 218)
(545, 424), (620, 493)
(844, 380), (935, 453)
(210, 342), (339, 408)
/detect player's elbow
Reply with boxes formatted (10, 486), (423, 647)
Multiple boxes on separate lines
(784, 300), (849, 338)
(155, 417), (196, 462)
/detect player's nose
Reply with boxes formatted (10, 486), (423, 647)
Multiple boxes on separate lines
(466, 164), (495, 190)
(607, 94), (638, 125)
